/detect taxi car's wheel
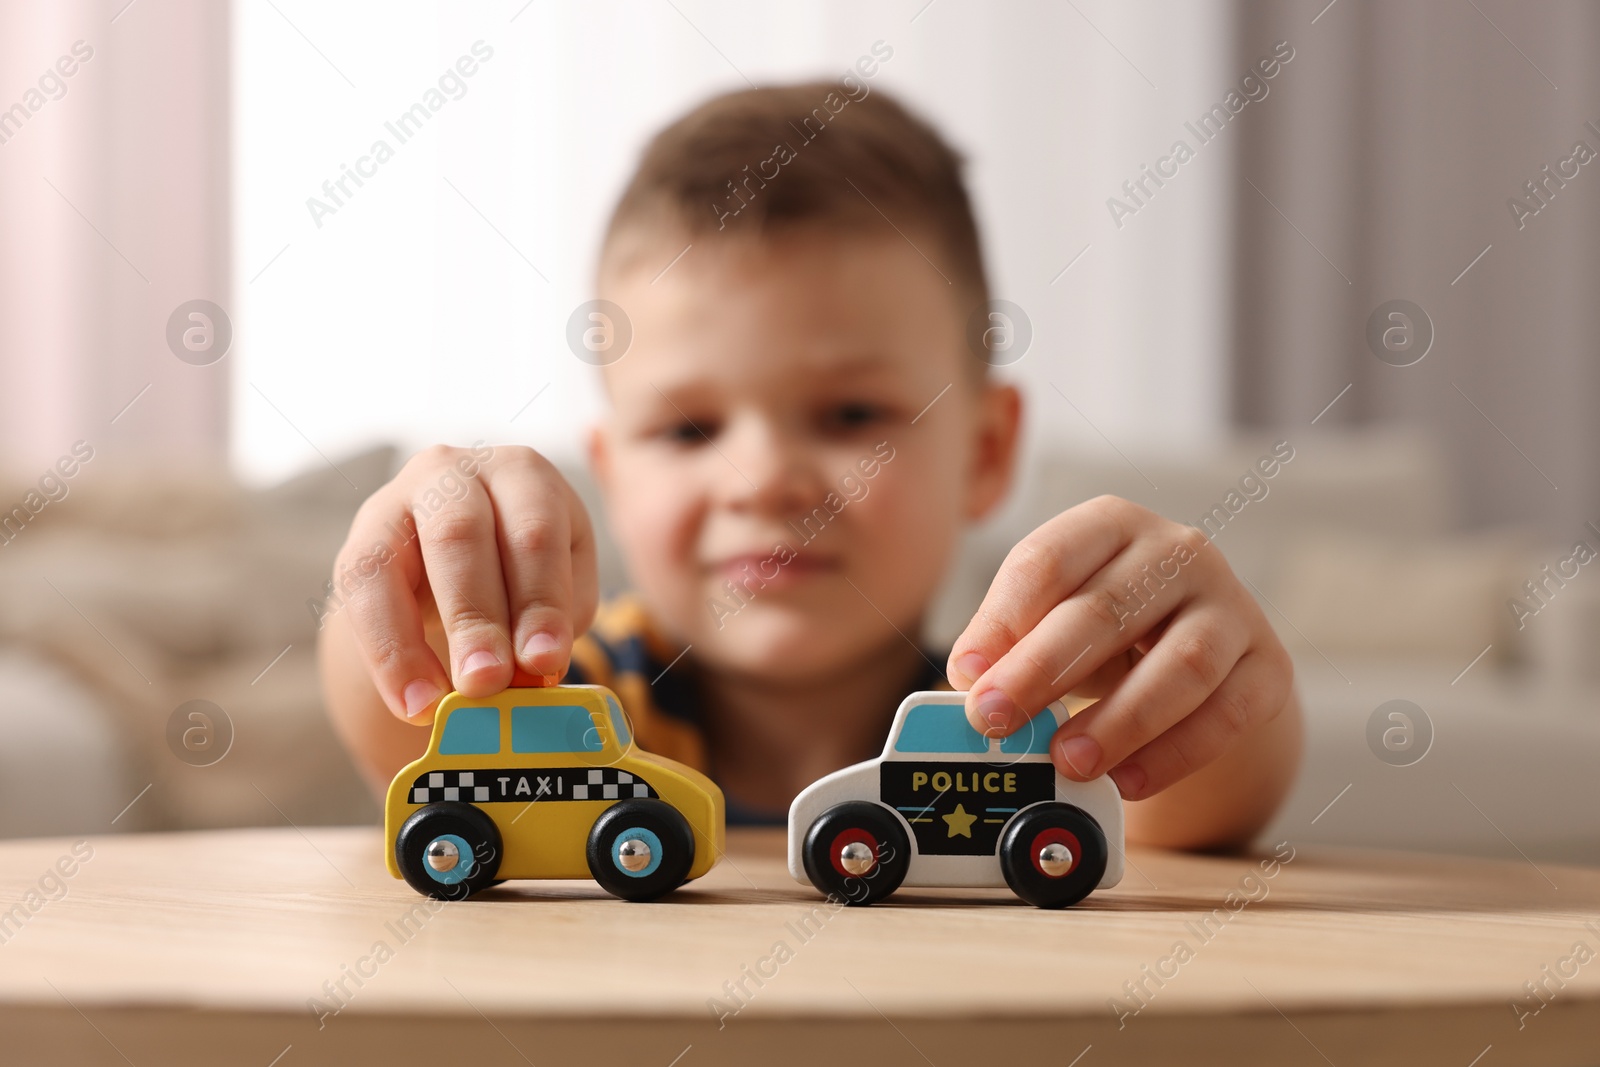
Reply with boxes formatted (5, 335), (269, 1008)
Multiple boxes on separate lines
(801, 802), (911, 906)
(999, 803), (1107, 909)
(586, 799), (696, 902)
(396, 802), (503, 900)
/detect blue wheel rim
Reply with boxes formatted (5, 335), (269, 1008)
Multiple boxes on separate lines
(423, 832), (476, 885)
(612, 826), (663, 878)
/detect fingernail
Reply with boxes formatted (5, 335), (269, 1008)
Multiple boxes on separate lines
(975, 690), (1016, 735)
(462, 650), (501, 675)
(953, 652), (991, 687)
(1058, 734), (1102, 778)
(521, 631), (561, 659)
(1109, 763), (1146, 798)
(403, 679), (442, 718)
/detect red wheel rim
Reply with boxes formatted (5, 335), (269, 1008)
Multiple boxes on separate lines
(828, 828), (879, 877)
(1029, 827), (1081, 878)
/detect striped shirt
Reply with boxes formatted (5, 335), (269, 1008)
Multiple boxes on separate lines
(562, 595), (951, 826)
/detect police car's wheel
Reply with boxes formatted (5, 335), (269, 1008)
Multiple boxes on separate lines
(586, 799), (696, 902)
(999, 803), (1107, 909)
(802, 802), (910, 906)
(395, 802), (503, 900)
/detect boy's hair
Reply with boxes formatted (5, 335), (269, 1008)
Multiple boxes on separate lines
(600, 81), (991, 319)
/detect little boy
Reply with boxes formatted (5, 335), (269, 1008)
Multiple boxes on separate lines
(321, 82), (1301, 848)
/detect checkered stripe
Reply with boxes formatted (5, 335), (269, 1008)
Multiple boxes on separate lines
(569, 767), (654, 801)
(410, 770), (492, 805)
(409, 766), (658, 805)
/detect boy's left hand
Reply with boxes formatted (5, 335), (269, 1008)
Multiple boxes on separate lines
(947, 495), (1294, 801)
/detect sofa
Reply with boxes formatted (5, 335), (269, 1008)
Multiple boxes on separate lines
(3, 430), (1594, 864)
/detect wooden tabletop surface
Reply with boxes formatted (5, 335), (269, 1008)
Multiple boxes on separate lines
(1, 826), (1596, 1066)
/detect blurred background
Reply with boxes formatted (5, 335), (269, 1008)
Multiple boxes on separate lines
(0, 0), (1595, 867)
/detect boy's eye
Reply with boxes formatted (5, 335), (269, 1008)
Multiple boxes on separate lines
(824, 402), (885, 430)
(661, 421), (711, 444)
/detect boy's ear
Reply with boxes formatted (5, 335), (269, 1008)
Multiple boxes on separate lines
(965, 381), (1022, 521)
(586, 424), (611, 492)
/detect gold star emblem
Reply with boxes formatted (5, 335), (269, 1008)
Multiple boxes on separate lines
(943, 803), (976, 838)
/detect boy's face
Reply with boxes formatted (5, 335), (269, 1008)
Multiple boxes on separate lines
(590, 230), (1019, 682)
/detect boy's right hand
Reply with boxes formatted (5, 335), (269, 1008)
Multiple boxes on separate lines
(333, 444), (598, 722)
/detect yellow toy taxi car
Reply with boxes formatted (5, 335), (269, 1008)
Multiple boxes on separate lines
(385, 685), (724, 901)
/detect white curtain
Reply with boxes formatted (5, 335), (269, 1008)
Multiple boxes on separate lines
(0, 0), (230, 472)
(1229, 0), (1600, 539)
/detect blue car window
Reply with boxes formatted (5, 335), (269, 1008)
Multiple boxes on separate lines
(604, 694), (632, 748)
(893, 704), (989, 754)
(438, 706), (500, 755)
(511, 705), (605, 753)
(999, 710), (1058, 755)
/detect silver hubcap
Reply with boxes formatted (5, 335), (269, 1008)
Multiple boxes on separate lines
(1038, 842), (1074, 877)
(839, 841), (875, 875)
(426, 839), (460, 873)
(618, 838), (653, 872)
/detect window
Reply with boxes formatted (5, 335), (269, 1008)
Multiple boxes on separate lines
(233, 8), (1231, 488)
(893, 704), (989, 755)
(999, 710), (1058, 755)
(604, 694), (632, 748)
(438, 707), (500, 755)
(511, 705), (604, 753)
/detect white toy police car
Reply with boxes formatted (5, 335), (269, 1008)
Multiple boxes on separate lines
(788, 691), (1124, 909)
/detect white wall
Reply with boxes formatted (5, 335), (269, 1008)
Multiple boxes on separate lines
(232, 0), (1232, 488)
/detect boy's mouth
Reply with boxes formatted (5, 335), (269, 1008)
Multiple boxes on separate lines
(706, 551), (843, 589)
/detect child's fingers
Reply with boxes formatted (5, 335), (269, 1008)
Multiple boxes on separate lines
(946, 497), (1135, 688)
(1092, 648), (1292, 800)
(960, 528), (1211, 738)
(1045, 606), (1247, 782)
(480, 452), (580, 680)
(340, 499), (451, 721)
(1071, 648), (1141, 700)
(415, 475), (515, 697)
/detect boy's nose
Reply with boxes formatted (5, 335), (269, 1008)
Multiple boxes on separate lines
(719, 416), (823, 516)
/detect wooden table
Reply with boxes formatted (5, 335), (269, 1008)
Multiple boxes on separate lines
(1, 827), (1596, 1065)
